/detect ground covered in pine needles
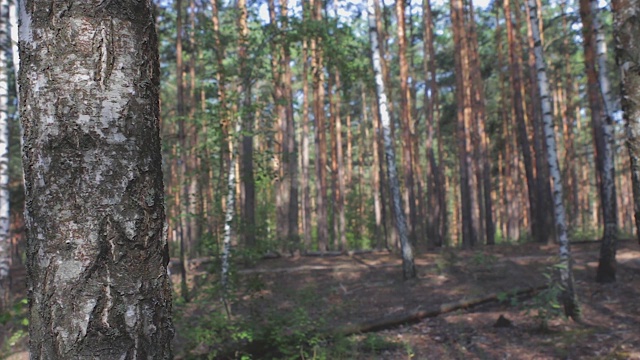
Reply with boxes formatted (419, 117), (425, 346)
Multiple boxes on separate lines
(2, 240), (639, 359)
(174, 239), (640, 359)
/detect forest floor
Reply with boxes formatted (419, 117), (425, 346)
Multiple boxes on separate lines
(174, 239), (640, 359)
(2, 240), (640, 359)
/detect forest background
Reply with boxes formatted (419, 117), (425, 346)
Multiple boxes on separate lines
(0, 0), (639, 357)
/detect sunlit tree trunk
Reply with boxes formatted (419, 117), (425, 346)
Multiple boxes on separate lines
(20, 1), (173, 356)
(528, 0), (581, 320)
(331, 72), (347, 250)
(396, 0), (417, 244)
(423, 0), (445, 247)
(467, 1), (494, 245)
(364, 88), (384, 247)
(301, 2), (312, 249)
(525, 1), (554, 244)
(452, 0), (477, 248)
(369, 0), (416, 279)
(175, 0), (189, 303)
(311, 0), (329, 251)
(504, 0), (537, 243)
(591, 0), (618, 283)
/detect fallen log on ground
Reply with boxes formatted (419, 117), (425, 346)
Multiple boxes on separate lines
(333, 285), (548, 336)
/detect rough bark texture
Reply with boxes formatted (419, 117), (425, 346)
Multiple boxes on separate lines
(368, 0), (416, 280)
(20, 1), (173, 357)
(615, 0), (640, 244)
(0, 0), (9, 309)
(528, 0), (581, 320)
(451, 0), (476, 248)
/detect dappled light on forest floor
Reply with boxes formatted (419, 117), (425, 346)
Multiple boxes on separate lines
(166, 240), (640, 359)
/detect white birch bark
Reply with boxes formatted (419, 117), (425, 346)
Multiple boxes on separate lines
(221, 121), (240, 291)
(591, 0), (618, 283)
(20, 1), (173, 357)
(367, 0), (416, 280)
(528, 0), (581, 319)
(0, 0), (11, 307)
(8, 0), (18, 90)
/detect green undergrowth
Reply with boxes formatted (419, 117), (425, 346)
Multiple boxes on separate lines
(174, 280), (405, 359)
(0, 297), (29, 358)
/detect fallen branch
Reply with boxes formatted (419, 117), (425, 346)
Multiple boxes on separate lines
(333, 285), (547, 336)
(238, 263), (397, 275)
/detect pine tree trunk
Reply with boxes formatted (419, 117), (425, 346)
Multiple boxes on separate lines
(396, 0), (417, 244)
(311, 0), (329, 251)
(239, 0), (255, 248)
(301, 4), (312, 249)
(579, 0), (607, 232)
(451, 0), (477, 248)
(504, 0), (538, 244)
(528, 0), (582, 320)
(20, 2), (174, 356)
(369, 0), (416, 280)
(332, 73), (347, 250)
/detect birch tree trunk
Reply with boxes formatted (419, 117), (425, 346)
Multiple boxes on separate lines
(368, 0), (416, 280)
(591, 0), (618, 283)
(614, 0), (640, 244)
(528, 0), (582, 320)
(0, 0), (10, 309)
(20, 1), (173, 357)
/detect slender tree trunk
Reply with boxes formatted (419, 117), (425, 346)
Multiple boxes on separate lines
(452, 0), (477, 248)
(423, 0), (444, 247)
(311, 0), (328, 251)
(579, 0), (607, 232)
(332, 72), (347, 250)
(0, 0), (10, 309)
(467, 1), (494, 245)
(282, 0), (299, 249)
(613, 0), (640, 244)
(238, 0), (255, 248)
(175, 0), (190, 303)
(20, 1), (173, 356)
(525, 1), (554, 244)
(591, 0), (617, 283)
(367, 89), (385, 248)
(301, 3), (312, 249)
(396, 0), (417, 244)
(528, 0), (581, 320)
(221, 121), (240, 292)
(369, 0), (416, 279)
(505, 0), (537, 243)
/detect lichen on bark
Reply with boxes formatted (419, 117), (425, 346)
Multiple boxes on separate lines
(20, 1), (173, 358)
